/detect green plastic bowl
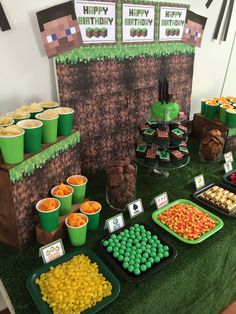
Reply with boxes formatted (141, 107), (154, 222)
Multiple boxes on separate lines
(152, 199), (224, 244)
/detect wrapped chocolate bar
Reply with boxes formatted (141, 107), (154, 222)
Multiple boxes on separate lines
(106, 157), (137, 211)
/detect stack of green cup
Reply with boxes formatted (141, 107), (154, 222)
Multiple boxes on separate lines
(7, 111), (30, 123)
(65, 213), (88, 246)
(40, 101), (59, 110)
(36, 198), (60, 232)
(51, 184), (74, 215)
(55, 107), (74, 136)
(17, 119), (43, 153)
(36, 111), (59, 144)
(0, 117), (14, 128)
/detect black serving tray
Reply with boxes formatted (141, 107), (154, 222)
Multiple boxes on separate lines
(223, 170), (236, 188)
(192, 182), (236, 218)
(99, 223), (177, 283)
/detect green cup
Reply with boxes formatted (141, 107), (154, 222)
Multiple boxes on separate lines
(205, 102), (219, 120)
(36, 198), (60, 232)
(65, 213), (88, 246)
(57, 108), (74, 136)
(230, 98), (236, 105)
(17, 119), (43, 153)
(80, 201), (101, 232)
(30, 108), (43, 119)
(40, 101), (60, 110)
(0, 117), (14, 128)
(36, 113), (58, 144)
(225, 109), (236, 127)
(7, 112), (30, 123)
(201, 98), (209, 116)
(219, 104), (233, 123)
(67, 175), (88, 204)
(0, 128), (25, 164)
(51, 185), (74, 216)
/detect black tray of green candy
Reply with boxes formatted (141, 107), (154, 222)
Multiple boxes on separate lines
(99, 223), (177, 283)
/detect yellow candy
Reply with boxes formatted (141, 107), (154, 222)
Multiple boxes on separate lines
(35, 255), (112, 313)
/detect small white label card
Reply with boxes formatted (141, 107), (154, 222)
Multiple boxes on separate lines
(39, 239), (65, 264)
(154, 192), (169, 209)
(224, 161), (233, 173)
(194, 174), (205, 190)
(127, 198), (144, 218)
(105, 213), (125, 233)
(224, 151), (234, 163)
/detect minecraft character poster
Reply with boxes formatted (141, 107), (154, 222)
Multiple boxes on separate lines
(181, 10), (207, 47)
(36, 1), (83, 58)
(74, 0), (116, 44)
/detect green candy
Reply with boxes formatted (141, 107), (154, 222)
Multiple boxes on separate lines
(113, 251), (119, 258)
(146, 261), (152, 268)
(130, 235), (136, 240)
(129, 260), (135, 266)
(127, 239), (133, 243)
(152, 235), (158, 241)
(143, 252), (149, 259)
(163, 251), (169, 258)
(148, 239), (154, 245)
(134, 224), (139, 228)
(141, 257), (147, 263)
(128, 265), (134, 272)
(136, 253), (142, 259)
(141, 241), (146, 246)
(137, 236), (142, 241)
(145, 249), (151, 255)
(119, 249), (125, 255)
(114, 239), (119, 244)
(103, 240), (109, 247)
(134, 263), (140, 269)
(126, 247), (132, 253)
(130, 254), (136, 260)
(140, 264), (147, 272)
(107, 246), (113, 252)
(135, 258), (141, 264)
(150, 251), (156, 258)
(121, 241), (126, 246)
(116, 243), (121, 248)
(158, 253), (164, 259)
(113, 247), (119, 252)
(127, 242), (132, 248)
(124, 256), (129, 262)
(141, 246), (146, 252)
(130, 226), (135, 231)
(154, 256), (160, 263)
(146, 244), (151, 249)
(148, 257), (154, 264)
(124, 229), (129, 234)
(123, 262), (129, 269)
(111, 234), (116, 239)
(146, 231), (151, 236)
(117, 235), (122, 241)
(163, 245), (169, 251)
(122, 237), (127, 243)
(137, 249), (142, 254)
(120, 232), (125, 237)
(108, 239), (113, 244)
(158, 248), (164, 253)
(136, 243), (141, 248)
(140, 225), (145, 231)
(118, 255), (124, 262)
(134, 268), (141, 276)
(124, 252), (130, 257)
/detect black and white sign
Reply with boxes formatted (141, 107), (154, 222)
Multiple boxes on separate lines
(224, 161), (233, 173)
(194, 174), (205, 190)
(127, 198), (144, 218)
(224, 151), (234, 163)
(154, 192), (169, 209)
(105, 213), (125, 233)
(39, 239), (65, 264)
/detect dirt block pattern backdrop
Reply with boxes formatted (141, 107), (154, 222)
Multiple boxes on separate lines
(56, 55), (194, 173)
(11, 145), (81, 249)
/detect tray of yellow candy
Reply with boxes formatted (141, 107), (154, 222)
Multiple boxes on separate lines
(26, 248), (120, 314)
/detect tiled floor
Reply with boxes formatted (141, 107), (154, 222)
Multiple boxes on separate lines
(222, 301), (236, 314)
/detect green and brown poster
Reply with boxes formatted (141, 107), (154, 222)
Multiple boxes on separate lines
(75, 0), (116, 44)
(122, 2), (155, 43)
(159, 4), (187, 42)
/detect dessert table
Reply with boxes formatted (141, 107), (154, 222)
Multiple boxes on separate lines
(0, 137), (236, 314)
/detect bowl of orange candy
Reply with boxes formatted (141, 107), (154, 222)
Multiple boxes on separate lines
(51, 183), (74, 216)
(36, 198), (60, 232)
(65, 213), (88, 246)
(80, 201), (102, 232)
(67, 175), (88, 204)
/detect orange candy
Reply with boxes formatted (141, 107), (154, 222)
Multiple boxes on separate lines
(80, 201), (101, 214)
(67, 213), (86, 227)
(39, 199), (58, 212)
(53, 183), (72, 196)
(68, 176), (86, 185)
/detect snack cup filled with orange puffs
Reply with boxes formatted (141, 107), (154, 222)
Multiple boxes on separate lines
(80, 201), (102, 231)
(67, 175), (88, 204)
(36, 198), (60, 232)
(51, 183), (74, 216)
(65, 213), (88, 246)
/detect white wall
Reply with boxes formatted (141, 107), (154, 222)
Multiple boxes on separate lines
(0, 0), (235, 116)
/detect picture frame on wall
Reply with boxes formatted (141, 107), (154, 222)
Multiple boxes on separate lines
(158, 3), (188, 43)
(122, 1), (156, 44)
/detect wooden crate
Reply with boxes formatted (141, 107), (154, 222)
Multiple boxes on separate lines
(0, 132), (81, 250)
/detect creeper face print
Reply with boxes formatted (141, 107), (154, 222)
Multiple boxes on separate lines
(182, 10), (207, 47)
(37, 1), (83, 58)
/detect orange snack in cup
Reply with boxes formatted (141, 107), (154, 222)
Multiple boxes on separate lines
(80, 201), (101, 213)
(68, 176), (85, 185)
(53, 183), (72, 196)
(67, 213), (86, 227)
(39, 199), (58, 211)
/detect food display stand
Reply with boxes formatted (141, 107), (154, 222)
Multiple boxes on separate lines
(0, 131), (80, 250)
